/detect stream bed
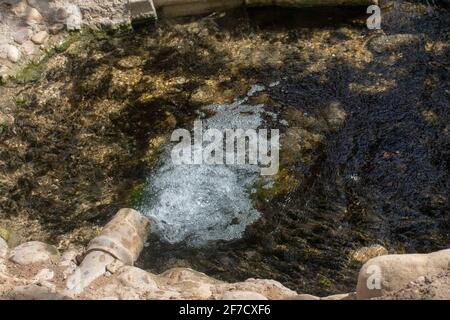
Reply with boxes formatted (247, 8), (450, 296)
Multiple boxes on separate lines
(0, 3), (449, 295)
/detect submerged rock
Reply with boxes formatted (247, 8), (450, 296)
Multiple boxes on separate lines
(352, 245), (388, 264)
(31, 30), (48, 44)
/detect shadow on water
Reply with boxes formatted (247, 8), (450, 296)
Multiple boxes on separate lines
(0, 4), (449, 295)
(138, 5), (450, 295)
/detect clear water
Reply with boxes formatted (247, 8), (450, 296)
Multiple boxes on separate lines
(139, 86), (270, 246)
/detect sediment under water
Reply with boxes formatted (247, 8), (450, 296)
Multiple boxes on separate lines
(1, 4), (448, 296)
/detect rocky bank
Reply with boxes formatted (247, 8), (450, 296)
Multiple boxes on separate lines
(1, 208), (450, 300)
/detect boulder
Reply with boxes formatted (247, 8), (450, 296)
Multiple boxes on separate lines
(31, 30), (48, 45)
(13, 28), (32, 45)
(21, 40), (37, 55)
(219, 290), (268, 300)
(65, 4), (82, 31)
(117, 266), (158, 295)
(356, 249), (450, 299)
(25, 7), (44, 26)
(158, 268), (218, 299)
(7, 45), (21, 63)
(9, 241), (59, 265)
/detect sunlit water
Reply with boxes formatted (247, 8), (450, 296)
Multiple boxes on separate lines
(139, 86), (272, 246)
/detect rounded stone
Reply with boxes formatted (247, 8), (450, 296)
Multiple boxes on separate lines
(117, 266), (158, 294)
(26, 7), (44, 25)
(13, 28), (32, 44)
(356, 249), (450, 299)
(7, 45), (21, 63)
(9, 241), (59, 265)
(31, 30), (48, 45)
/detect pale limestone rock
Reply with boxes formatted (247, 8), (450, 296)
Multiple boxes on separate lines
(33, 268), (55, 282)
(219, 290), (268, 300)
(9, 241), (59, 265)
(13, 28), (32, 44)
(172, 280), (213, 299)
(31, 30), (48, 44)
(0, 238), (8, 260)
(7, 45), (21, 63)
(357, 249), (450, 299)
(117, 266), (158, 296)
(65, 4), (82, 31)
(32, 268), (56, 290)
(25, 7), (44, 26)
(352, 245), (388, 264)
(21, 40), (37, 55)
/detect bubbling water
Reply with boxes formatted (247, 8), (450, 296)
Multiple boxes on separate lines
(139, 86), (270, 246)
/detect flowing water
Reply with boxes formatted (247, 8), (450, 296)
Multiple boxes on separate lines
(139, 85), (271, 245)
(1, 3), (448, 296)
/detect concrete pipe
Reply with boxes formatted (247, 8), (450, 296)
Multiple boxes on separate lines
(66, 208), (150, 294)
(86, 208), (151, 266)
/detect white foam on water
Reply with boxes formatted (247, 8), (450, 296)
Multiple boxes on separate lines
(139, 86), (267, 246)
